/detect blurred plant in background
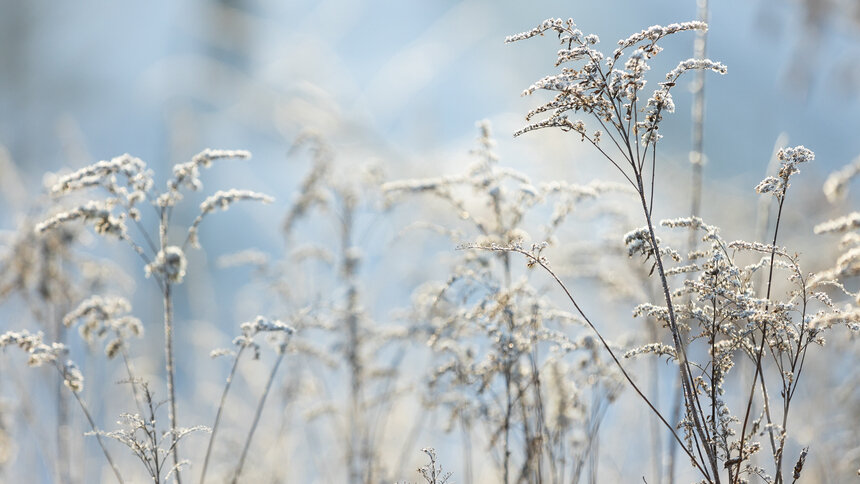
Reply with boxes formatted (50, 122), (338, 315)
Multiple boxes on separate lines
(209, 133), (412, 482)
(384, 122), (627, 483)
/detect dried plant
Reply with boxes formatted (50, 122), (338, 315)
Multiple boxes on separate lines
(87, 381), (207, 484)
(33, 149), (272, 482)
(496, 16), (858, 484)
(201, 316), (294, 484)
(0, 209), (127, 482)
(812, 155), (860, 478)
(0, 329), (122, 482)
(216, 133), (406, 483)
(385, 122), (626, 484)
(417, 448), (453, 484)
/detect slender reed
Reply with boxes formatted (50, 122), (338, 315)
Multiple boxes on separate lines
(199, 346), (246, 484)
(161, 267), (181, 482)
(67, 375), (125, 484)
(670, 2), (710, 481)
(504, 18), (845, 483)
(232, 350), (287, 483)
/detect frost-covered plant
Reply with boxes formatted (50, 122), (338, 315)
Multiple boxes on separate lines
(286, 135), (396, 483)
(221, 133), (404, 483)
(0, 330), (83, 394)
(384, 122), (625, 484)
(34, 149), (272, 482)
(201, 316), (295, 484)
(0, 214), (128, 481)
(88, 382), (208, 484)
(626, 147), (859, 483)
(815, 157), (860, 287)
(395, 448), (453, 484)
(812, 155), (860, 477)
(63, 295), (143, 361)
(416, 448), (452, 484)
(0, 329), (123, 481)
(502, 17), (858, 484)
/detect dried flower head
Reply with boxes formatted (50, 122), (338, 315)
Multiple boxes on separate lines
(822, 155), (860, 202)
(36, 200), (128, 239)
(145, 246), (187, 284)
(63, 295), (143, 357)
(508, 18), (725, 151)
(0, 330), (83, 392)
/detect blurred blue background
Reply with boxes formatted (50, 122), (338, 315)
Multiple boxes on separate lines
(1, 0), (858, 184)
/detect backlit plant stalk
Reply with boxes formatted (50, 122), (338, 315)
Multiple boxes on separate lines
(279, 133), (403, 483)
(670, 2), (709, 481)
(0, 330), (124, 483)
(506, 18), (727, 481)
(35, 149), (272, 482)
(504, 17), (858, 484)
(385, 121), (627, 483)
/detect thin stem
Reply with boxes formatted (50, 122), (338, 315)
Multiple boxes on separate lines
(162, 280), (181, 483)
(120, 233), (158, 288)
(51, 305), (71, 484)
(579, 129), (637, 189)
(710, 298), (718, 461)
(131, 216), (159, 255)
(636, 180), (720, 482)
(676, 3), (709, 475)
(515, 378), (538, 483)
(144, 386), (162, 484)
(584, 51), (636, 168)
(462, 417), (474, 484)
(232, 350), (286, 484)
(61, 366), (124, 484)
(199, 346), (246, 484)
(736, 193), (786, 480)
(503, 364), (512, 484)
(689, 0), (709, 222)
(527, 318), (553, 484)
(587, 107), (634, 168)
(118, 348), (147, 422)
(666, 376), (683, 484)
(774, 283), (811, 483)
(648, 144), (657, 220)
(465, 244), (711, 479)
(757, 361), (779, 463)
(159, 206), (182, 484)
(645, 315), (663, 484)
(633, 95), (642, 172)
